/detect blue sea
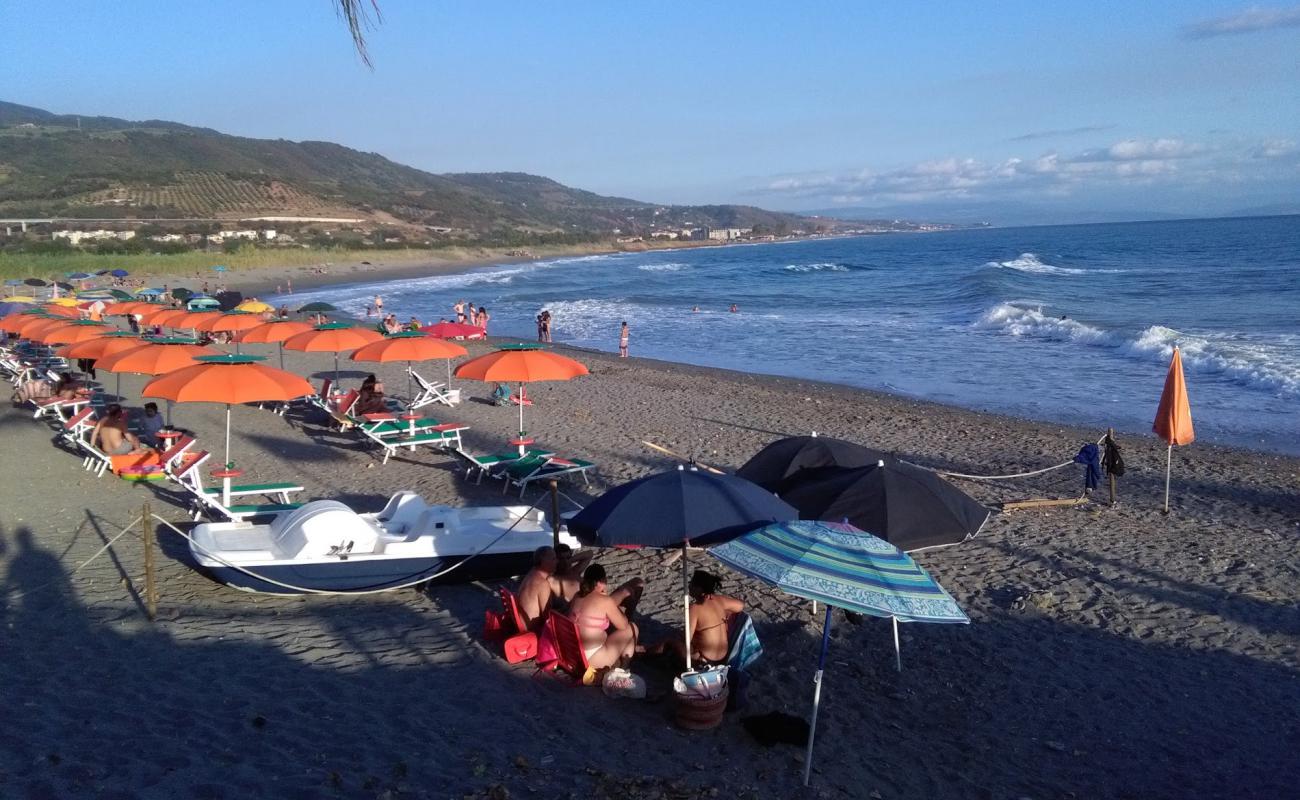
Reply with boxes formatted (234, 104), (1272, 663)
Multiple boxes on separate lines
(291, 216), (1300, 454)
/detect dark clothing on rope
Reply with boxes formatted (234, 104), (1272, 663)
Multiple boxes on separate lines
(1103, 436), (1126, 477)
(1074, 443), (1102, 491)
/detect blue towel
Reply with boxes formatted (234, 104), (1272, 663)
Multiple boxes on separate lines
(1074, 443), (1102, 491)
(727, 612), (763, 672)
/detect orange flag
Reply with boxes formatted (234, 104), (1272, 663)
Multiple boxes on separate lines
(1153, 347), (1194, 446)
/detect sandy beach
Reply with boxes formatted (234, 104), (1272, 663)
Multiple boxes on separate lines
(1, 276), (1297, 798)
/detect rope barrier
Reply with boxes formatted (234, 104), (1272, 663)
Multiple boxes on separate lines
(149, 493), (549, 596)
(903, 433), (1108, 482)
(5, 515), (142, 601)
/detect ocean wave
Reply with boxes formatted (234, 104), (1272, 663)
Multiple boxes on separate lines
(976, 304), (1300, 396)
(784, 262), (850, 273)
(988, 253), (1087, 275)
(636, 262), (690, 272)
(974, 303), (1114, 344)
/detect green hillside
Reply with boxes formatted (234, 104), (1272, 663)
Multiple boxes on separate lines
(0, 101), (811, 237)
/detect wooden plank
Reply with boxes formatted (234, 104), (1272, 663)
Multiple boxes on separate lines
(1001, 497), (1090, 511)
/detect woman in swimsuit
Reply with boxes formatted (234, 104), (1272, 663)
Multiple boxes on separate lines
(650, 570), (743, 666)
(567, 564), (640, 670)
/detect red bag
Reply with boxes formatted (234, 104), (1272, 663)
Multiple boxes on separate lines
(535, 620), (559, 666)
(503, 631), (538, 664)
(483, 609), (508, 642)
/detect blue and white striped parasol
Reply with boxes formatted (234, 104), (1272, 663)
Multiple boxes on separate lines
(711, 520), (968, 786)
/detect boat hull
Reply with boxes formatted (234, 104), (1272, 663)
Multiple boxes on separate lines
(198, 551), (535, 595)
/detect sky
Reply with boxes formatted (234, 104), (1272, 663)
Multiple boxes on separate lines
(3, 1), (1299, 223)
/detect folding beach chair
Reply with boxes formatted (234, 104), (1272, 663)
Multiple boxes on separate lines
(455, 447), (554, 484)
(501, 454), (595, 498)
(495, 588), (540, 664)
(326, 389), (360, 430)
(32, 392), (91, 422)
(407, 367), (461, 410)
(58, 407), (96, 448)
(359, 419), (469, 464)
(540, 613), (591, 683)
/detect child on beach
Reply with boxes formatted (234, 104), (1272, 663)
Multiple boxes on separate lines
(619, 321), (629, 357)
(139, 402), (165, 448)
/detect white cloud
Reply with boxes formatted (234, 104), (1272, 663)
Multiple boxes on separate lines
(754, 136), (1296, 205)
(1183, 5), (1300, 38)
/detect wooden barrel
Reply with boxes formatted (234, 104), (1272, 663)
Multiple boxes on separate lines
(674, 686), (729, 730)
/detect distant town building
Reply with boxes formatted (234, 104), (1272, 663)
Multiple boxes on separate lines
(707, 227), (749, 241)
(649, 231), (678, 240)
(53, 229), (135, 245)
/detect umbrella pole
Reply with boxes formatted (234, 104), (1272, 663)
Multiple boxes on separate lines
(803, 604), (833, 787)
(406, 360), (413, 403)
(116, 373), (122, 402)
(1162, 445), (1172, 514)
(225, 404), (231, 468)
(683, 539), (692, 672)
(335, 352), (340, 386)
(446, 358), (452, 391)
(278, 341), (284, 371)
(892, 617), (902, 672)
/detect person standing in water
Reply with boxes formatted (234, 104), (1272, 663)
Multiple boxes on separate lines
(619, 321), (629, 357)
(374, 294), (384, 315)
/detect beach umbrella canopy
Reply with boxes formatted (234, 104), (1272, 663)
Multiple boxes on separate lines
(196, 311), (264, 334)
(777, 458), (990, 552)
(48, 297), (81, 307)
(0, 313), (50, 336)
(570, 466), (797, 669)
(283, 322), (383, 382)
(42, 304), (81, 317)
(18, 317), (77, 340)
(214, 291), (243, 310)
(54, 281), (74, 292)
(235, 300), (274, 313)
(66, 272), (92, 280)
(96, 339), (219, 376)
(0, 302), (27, 318)
(40, 320), (111, 345)
(23, 278), (48, 287)
(455, 348), (589, 450)
(140, 307), (187, 326)
(171, 288), (194, 302)
(109, 288), (133, 299)
(211, 264), (227, 272)
(169, 310), (223, 330)
(4, 279), (23, 287)
(1153, 347), (1194, 513)
(296, 302), (337, 314)
(420, 321), (485, 340)
(238, 320), (314, 369)
(110, 269), (130, 278)
(738, 435), (891, 492)
(710, 520), (968, 785)
(350, 332), (467, 399)
(58, 332), (142, 360)
(136, 288), (163, 296)
(6, 295), (37, 303)
(143, 354), (313, 470)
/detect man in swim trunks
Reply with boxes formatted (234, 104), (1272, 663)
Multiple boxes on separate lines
(517, 544), (596, 627)
(92, 404), (143, 456)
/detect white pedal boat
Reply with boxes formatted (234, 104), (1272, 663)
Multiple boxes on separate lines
(189, 491), (581, 594)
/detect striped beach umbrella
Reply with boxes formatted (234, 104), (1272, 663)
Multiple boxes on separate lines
(710, 520), (968, 786)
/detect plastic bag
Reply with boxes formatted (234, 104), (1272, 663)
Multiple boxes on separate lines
(602, 667), (646, 699)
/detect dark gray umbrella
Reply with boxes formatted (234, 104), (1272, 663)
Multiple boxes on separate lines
(738, 435), (890, 493)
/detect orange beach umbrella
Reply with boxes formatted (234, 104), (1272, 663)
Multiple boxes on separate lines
(97, 339), (219, 416)
(283, 323), (383, 383)
(455, 346), (589, 452)
(143, 354), (313, 471)
(0, 312), (49, 335)
(350, 332), (468, 400)
(41, 303), (81, 318)
(1153, 347), (1194, 513)
(17, 317), (76, 341)
(237, 320), (314, 370)
(57, 333), (142, 361)
(40, 320), (111, 345)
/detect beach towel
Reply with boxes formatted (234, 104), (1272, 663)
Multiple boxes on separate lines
(1074, 443), (1102, 491)
(1103, 435), (1126, 477)
(726, 613), (763, 673)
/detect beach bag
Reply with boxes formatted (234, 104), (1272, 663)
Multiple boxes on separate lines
(602, 668), (646, 699)
(503, 631), (538, 664)
(483, 609), (508, 642)
(675, 666), (729, 700)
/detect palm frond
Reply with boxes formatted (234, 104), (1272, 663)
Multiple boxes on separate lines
(334, 0), (383, 69)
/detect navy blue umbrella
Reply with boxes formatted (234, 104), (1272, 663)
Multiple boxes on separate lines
(110, 268), (130, 278)
(570, 466), (797, 668)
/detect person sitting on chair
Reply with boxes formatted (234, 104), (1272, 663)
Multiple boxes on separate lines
(491, 383), (511, 406)
(568, 564), (643, 670)
(649, 570), (743, 667)
(355, 374), (389, 415)
(517, 544), (597, 629)
(138, 402), (165, 448)
(92, 404), (144, 456)
(53, 373), (82, 401)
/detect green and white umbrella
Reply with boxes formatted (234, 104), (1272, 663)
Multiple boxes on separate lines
(711, 520), (968, 786)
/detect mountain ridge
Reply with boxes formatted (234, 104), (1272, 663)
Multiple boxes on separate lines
(0, 101), (814, 239)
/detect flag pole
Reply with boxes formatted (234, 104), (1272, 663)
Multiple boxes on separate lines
(1162, 444), (1172, 514)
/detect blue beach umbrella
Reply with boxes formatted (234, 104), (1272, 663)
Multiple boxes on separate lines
(710, 520), (968, 786)
(570, 466), (797, 668)
(67, 272), (92, 280)
(110, 268), (130, 278)
(211, 265), (227, 272)
(136, 288), (164, 297)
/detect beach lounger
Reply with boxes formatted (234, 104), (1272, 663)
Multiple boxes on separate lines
(59, 407), (96, 447)
(360, 421), (469, 464)
(170, 450), (302, 521)
(32, 392), (91, 421)
(74, 426), (113, 478)
(501, 454), (595, 498)
(407, 367), (461, 409)
(455, 447), (554, 484)
(326, 389), (360, 430)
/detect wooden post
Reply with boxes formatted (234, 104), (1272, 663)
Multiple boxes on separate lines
(141, 502), (158, 622)
(1106, 428), (1117, 506)
(549, 479), (561, 550)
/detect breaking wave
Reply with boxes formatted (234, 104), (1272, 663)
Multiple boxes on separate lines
(637, 262), (690, 272)
(784, 262), (851, 273)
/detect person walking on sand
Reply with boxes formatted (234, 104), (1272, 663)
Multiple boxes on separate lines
(454, 300), (465, 323)
(285, 277), (292, 294)
(619, 321), (629, 357)
(477, 307), (490, 335)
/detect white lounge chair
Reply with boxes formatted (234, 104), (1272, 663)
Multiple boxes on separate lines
(167, 449), (303, 521)
(407, 368), (461, 410)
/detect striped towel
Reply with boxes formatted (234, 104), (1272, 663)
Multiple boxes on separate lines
(726, 613), (763, 672)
